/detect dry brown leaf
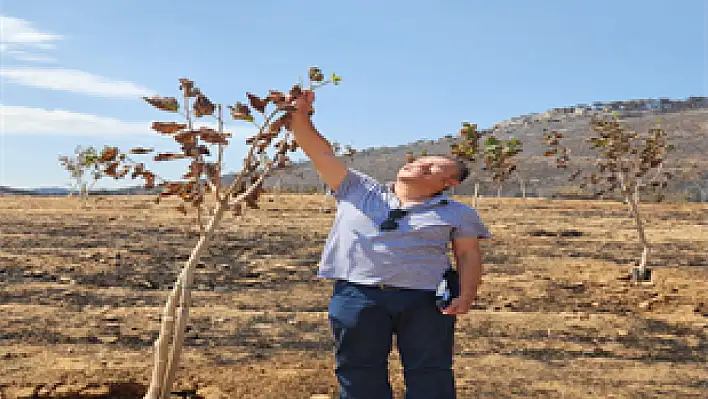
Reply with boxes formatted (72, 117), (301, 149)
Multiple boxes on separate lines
(143, 96), (179, 112)
(130, 147), (154, 154)
(269, 113), (292, 134)
(194, 93), (215, 117)
(183, 161), (203, 179)
(100, 147), (119, 162)
(228, 102), (253, 122)
(197, 128), (231, 145)
(174, 131), (198, 145)
(309, 66), (324, 82)
(247, 93), (269, 113)
(179, 78), (197, 97)
(152, 122), (187, 135)
(154, 153), (187, 162)
(267, 90), (287, 106)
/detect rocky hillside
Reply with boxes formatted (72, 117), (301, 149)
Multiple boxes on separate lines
(259, 97), (708, 202)
(6, 98), (706, 202)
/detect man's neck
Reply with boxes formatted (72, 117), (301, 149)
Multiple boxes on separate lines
(393, 181), (433, 206)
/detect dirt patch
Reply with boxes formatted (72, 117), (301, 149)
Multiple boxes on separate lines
(1, 195), (707, 398)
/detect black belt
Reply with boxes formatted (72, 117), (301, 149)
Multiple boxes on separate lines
(336, 280), (410, 291)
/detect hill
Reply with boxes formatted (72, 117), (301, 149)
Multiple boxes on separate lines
(260, 97), (708, 202)
(4, 97), (707, 202)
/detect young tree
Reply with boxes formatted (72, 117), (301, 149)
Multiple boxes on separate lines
(450, 123), (483, 205)
(58, 145), (101, 200)
(542, 116), (675, 282)
(93, 66), (341, 399)
(404, 148), (429, 164)
(480, 135), (523, 198)
(58, 145), (144, 203)
(450, 123), (523, 202)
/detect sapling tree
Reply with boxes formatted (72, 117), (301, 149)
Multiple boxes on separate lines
(404, 148), (429, 164)
(96, 66), (341, 399)
(480, 135), (523, 198)
(58, 145), (94, 199)
(450, 123), (523, 201)
(450, 123), (483, 205)
(58, 145), (150, 203)
(542, 116), (675, 282)
(58, 145), (100, 200)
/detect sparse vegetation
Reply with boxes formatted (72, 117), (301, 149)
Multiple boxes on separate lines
(58, 145), (147, 203)
(450, 122), (524, 202)
(1, 195), (706, 398)
(10, 95), (707, 398)
(542, 115), (676, 282)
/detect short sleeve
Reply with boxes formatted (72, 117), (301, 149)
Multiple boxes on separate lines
(452, 207), (493, 240)
(333, 169), (380, 204)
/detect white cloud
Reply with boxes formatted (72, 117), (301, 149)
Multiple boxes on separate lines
(0, 68), (155, 98)
(0, 105), (255, 138)
(3, 51), (56, 63)
(0, 15), (62, 62)
(0, 16), (155, 99)
(0, 105), (148, 136)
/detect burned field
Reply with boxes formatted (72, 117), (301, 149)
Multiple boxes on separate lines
(1, 195), (706, 398)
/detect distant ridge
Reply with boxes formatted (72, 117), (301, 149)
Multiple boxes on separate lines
(5, 97), (707, 202)
(257, 96), (708, 201)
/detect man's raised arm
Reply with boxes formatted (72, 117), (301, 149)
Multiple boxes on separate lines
(290, 90), (348, 191)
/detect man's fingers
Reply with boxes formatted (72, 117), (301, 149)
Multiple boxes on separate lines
(441, 304), (458, 315)
(304, 90), (315, 101)
(298, 89), (314, 103)
(293, 90), (315, 115)
(441, 299), (471, 315)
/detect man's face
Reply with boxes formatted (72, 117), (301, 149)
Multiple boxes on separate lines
(397, 156), (459, 191)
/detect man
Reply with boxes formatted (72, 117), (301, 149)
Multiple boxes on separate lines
(291, 90), (492, 399)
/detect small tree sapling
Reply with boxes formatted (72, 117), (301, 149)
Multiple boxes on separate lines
(480, 135), (523, 198)
(90, 66), (341, 399)
(450, 123), (523, 202)
(542, 116), (676, 282)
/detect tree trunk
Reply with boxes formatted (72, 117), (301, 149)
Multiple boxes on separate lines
(321, 180), (329, 212)
(619, 175), (650, 282)
(625, 192), (650, 280)
(520, 179), (526, 199)
(80, 181), (89, 207)
(497, 185), (502, 198)
(473, 182), (479, 208)
(143, 171), (270, 399)
(216, 104), (224, 201)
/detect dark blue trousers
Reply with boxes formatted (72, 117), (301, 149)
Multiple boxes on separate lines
(328, 280), (457, 399)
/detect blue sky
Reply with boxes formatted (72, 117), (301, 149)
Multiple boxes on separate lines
(1, 0), (705, 188)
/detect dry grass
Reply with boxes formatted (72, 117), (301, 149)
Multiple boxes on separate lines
(0, 194), (706, 398)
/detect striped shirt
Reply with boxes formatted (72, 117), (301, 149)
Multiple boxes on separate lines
(318, 169), (492, 291)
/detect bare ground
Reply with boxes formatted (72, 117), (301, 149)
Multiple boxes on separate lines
(0, 194), (706, 398)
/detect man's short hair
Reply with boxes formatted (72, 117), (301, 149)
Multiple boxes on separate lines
(453, 159), (470, 183)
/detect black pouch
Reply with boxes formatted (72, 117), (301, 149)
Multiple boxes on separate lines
(435, 268), (460, 309)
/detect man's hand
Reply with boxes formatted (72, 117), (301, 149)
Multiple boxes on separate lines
(449, 236), (483, 316)
(292, 89), (315, 118)
(441, 297), (473, 315)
